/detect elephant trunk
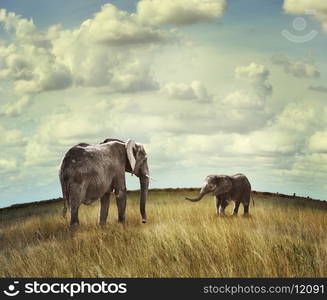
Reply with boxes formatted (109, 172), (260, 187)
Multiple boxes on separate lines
(139, 175), (149, 223)
(185, 189), (209, 202)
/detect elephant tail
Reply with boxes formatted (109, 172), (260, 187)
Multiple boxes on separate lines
(61, 179), (71, 218)
(63, 177), (71, 205)
(60, 169), (71, 217)
(251, 194), (255, 207)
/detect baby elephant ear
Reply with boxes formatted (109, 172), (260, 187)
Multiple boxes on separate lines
(216, 176), (233, 194)
(125, 139), (136, 173)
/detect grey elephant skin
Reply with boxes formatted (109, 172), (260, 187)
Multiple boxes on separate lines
(59, 138), (149, 226)
(185, 173), (252, 216)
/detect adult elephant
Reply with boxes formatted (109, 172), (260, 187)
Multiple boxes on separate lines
(185, 173), (252, 216)
(59, 138), (150, 226)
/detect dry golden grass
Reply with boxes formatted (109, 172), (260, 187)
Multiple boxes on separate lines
(0, 190), (326, 277)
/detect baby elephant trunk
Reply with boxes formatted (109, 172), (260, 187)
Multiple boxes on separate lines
(185, 187), (209, 202)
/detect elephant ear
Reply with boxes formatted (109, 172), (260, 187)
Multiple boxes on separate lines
(125, 139), (136, 173)
(215, 176), (233, 195)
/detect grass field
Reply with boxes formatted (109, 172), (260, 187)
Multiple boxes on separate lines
(0, 189), (326, 277)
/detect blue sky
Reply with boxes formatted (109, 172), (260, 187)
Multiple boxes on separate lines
(1, 0), (327, 208)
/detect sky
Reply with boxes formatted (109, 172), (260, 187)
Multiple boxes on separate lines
(1, 0), (327, 208)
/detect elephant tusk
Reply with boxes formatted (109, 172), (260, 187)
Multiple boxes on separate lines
(145, 174), (157, 182)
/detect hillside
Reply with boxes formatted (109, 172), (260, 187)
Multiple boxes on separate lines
(0, 189), (326, 277)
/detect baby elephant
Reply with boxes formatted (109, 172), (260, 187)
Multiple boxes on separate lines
(185, 173), (252, 216)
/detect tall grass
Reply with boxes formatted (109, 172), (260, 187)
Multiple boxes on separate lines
(0, 190), (326, 277)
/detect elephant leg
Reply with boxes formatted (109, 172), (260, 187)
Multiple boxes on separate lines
(215, 196), (222, 215)
(99, 192), (111, 225)
(70, 198), (80, 226)
(219, 200), (228, 216)
(115, 179), (127, 223)
(116, 190), (127, 223)
(243, 202), (249, 216)
(62, 199), (68, 218)
(233, 201), (241, 216)
(69, 183), (85, 226)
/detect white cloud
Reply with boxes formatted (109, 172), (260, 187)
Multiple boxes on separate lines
(222, 90), (264, 109)
(24, 110), (105, 166)
(275, 101), (319, 133)
(0, 159), (17, 174)
(0, 9), (36, 40)
(235, 62), (272, 96)
(52, 3), (173, 92)
(161, 80), (211, 101)
(229, 100), (323, 160)
(223, 62), (272, 110)
(228, 131), (297, 157)
(24, 140), (55, 167)
(235, 62), (270, 83)
(48, 4), (170, 92)
(308, 131), (327, 153)
(0, 4), (173, 96)
(271, 55), (320, 78)
(108, 59), (159, 92)
(137, 0), (227, 26)
(0, 10), (73, 94)
(22, 97), (122, 167)
(14, 64), (73, 94)
(0, 125), (24, 146)
(21, 81), (275, 171)
(0, 124), (23, 178)
(283, 0), (327, 33)
(1, 96), (30, 116)
(78, 4), (172, 45)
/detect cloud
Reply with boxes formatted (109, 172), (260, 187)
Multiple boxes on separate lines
(49, 3), (171, 92)
(222, 90), (264, 109)
(77, 4), (172, 46)
(22, 78), (275, 171)
(137, 0), (227, 26)
(283, 0), (327, 33)
(276, 101), (320, 132)
(223, 63), (272, 109)
(308, 131), (327, 153)
(6, 82), (327, 202)
(161, 80), (211, 101)
(227, 100), (323, 159)
(0, 4), (173, 96)
(147, 133), (234, 171)
(228, 131), (299, 157)
(108, 59), (160, 92)
(22, 98), (120, 167)
(235, 62), (272, 95)
(24, 111), (104, 166)
(0, 96), (30, 116)
(0, 159), (17, 174)
(271, 55), (320, 78)
(143, 94), (327, 198)
(235, 62), (270, 83)
(0, 125), (24, 146)
(24, 140), (58, 167)
(14, 65), (73, 94)
(309, 85), (327, 93)
(0, 9), (36, 40)
(0, 9), (73, 94)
